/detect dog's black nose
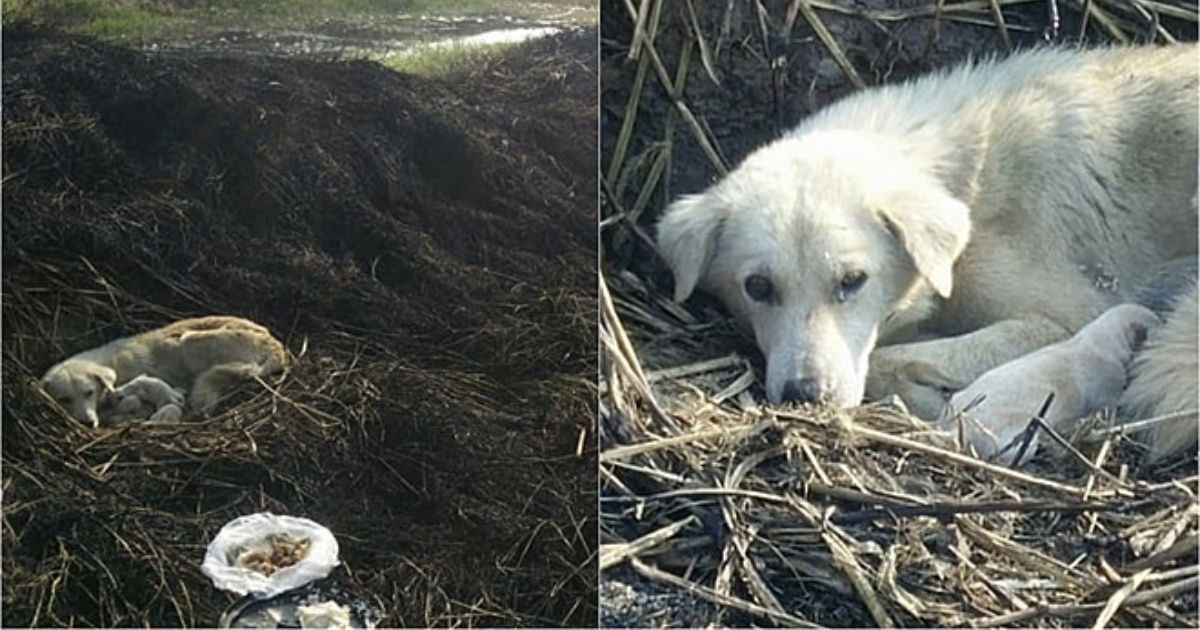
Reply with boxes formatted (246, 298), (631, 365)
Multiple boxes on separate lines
(781, 377), (825, 404)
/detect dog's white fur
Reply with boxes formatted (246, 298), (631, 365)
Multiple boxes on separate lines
(939, 304), (1160, 465)
(656, 45), (1198, 459)
(1120, 282), (1199, 462)
(41, 316), (288, 427)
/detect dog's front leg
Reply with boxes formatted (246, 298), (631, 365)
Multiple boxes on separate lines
(866, 317), (1072, 420)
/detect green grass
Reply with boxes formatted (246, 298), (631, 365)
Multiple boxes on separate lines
(375, 39), (513, 76)
(78, 6), (184, 38)
(2, 0), (593, 38)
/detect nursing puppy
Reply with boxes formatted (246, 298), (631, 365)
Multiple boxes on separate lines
(938, 304), (1160, 465)
(40, 316), (288, 427)
(101, 374), (188, 424)
(656, 45), (1197, 459)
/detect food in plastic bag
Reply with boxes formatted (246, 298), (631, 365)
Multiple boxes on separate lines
(202, 513), (339, 598)
(234, 534), (313, 577)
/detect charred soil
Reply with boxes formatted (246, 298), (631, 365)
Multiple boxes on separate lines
(3, 27), (598, 628)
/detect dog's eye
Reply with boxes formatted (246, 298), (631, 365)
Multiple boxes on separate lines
(837, 271), (868, 302)
(744, 275), (774, 303)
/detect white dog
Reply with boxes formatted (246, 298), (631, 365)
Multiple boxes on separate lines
(656, 45), (1198, 460)
(41, 316), (288, 427)
(937, 304), (1161, 465)
(1120, 281), (1199, 462)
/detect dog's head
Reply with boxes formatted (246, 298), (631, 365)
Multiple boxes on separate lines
(657, 130), (970, 407)
(40, 361), (118, 428)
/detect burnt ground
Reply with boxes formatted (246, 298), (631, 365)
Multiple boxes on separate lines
(2, 27), (598, 628)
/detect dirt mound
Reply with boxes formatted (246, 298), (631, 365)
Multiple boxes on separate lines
(2, 27), (598, 627)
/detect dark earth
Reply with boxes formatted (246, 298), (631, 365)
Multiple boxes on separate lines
(2, 25), (598, 628)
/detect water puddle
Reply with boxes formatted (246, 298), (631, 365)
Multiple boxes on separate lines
(140, 13), (578, 60)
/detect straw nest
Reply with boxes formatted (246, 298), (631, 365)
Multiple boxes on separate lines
(599, 1), (1198, 627)
(3, 27), (597, 628)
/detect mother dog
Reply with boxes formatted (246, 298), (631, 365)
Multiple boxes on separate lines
(657, 45), (1197, 459)
(41, 316), (288, 427)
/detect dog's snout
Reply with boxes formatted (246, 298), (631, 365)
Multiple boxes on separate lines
(781, 377), (826, 404)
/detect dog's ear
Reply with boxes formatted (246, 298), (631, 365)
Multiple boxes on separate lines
(92, 367), (117, 395)
(656, 194), (726, 302)
(878, 191), (970, 297)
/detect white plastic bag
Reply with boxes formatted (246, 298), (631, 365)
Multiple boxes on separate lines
(201, 513), (340, 599)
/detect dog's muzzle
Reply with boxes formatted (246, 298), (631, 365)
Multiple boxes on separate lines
(780, 377), (828, 404)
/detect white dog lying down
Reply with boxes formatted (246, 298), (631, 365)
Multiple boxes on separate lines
(41, 316), (288, 427)
(937, 304), (1161, 465)
(656, 45), (1197, 460)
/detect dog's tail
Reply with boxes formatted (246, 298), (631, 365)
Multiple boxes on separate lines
(1120, 280), (1199, 463)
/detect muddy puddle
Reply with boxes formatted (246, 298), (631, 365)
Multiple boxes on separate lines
(140, 12), (584, 60)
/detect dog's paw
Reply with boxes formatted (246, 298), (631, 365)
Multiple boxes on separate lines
(150, 403), (184, 423)
(894, 378), (957, 422)
(864, 348), (913, 399)
(867, 351), (960, 421)
(165, 386), (187, 407)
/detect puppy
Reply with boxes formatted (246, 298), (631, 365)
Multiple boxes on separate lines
(100, 374), (188, 424)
